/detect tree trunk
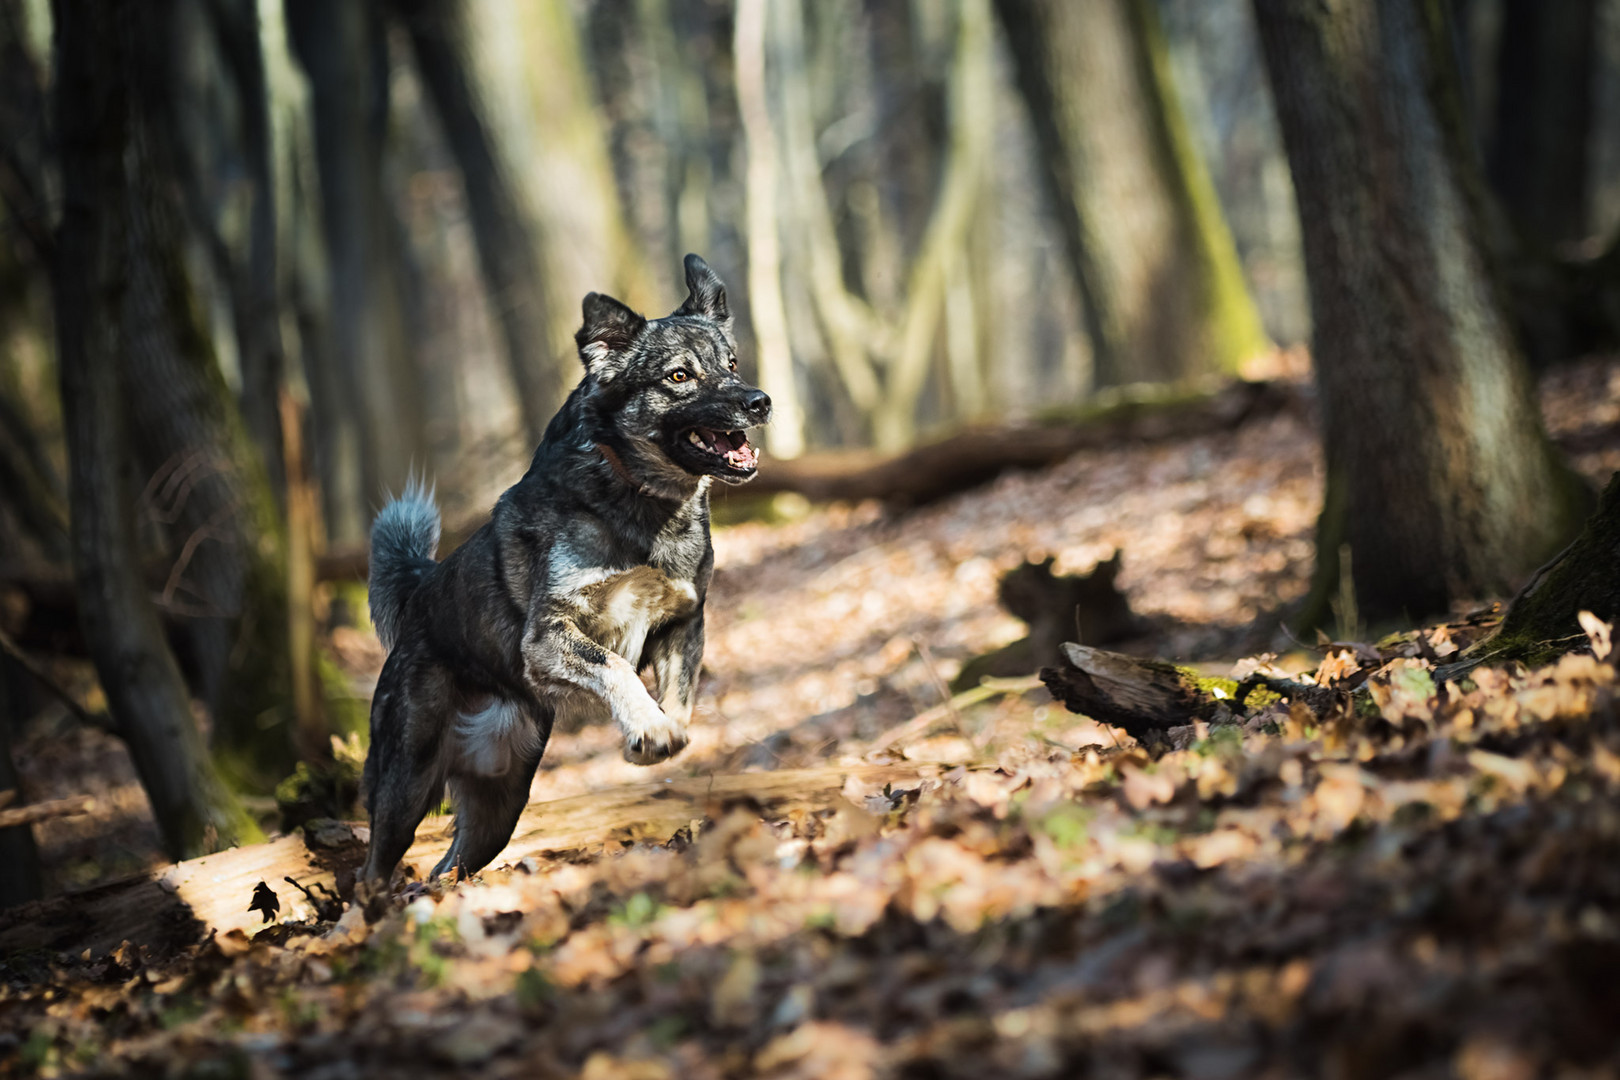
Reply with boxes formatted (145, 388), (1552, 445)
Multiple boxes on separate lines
(0, 658), (44, 907)
(458, 0), (652, 377)
(52, 0), (255, 858)
(1486, 471), (1620, 666)
(1251, 0), (1589, 628)
(390, 0), (563, 446)
(734, 0), (806, 458)
(286, 0), (425, 544)
(118, 0), (302, 785)
(202, 0), (291, 500)
(995, 0), (1269, 388)
(1486, 0), (1597, 250)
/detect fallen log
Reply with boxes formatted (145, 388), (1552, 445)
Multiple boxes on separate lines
(726, 377), (1298, 506)
(310, 379), (1305, 581)
(0, 763), (927, 958)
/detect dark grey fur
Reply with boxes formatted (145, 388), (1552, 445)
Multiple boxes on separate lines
(361, 255), (769, 886)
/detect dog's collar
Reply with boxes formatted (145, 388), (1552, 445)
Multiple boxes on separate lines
(594, 442), (642, 491)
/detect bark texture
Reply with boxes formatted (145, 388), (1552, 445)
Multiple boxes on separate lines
(1252, 0), (1587, 626)
(995, 0), (1268, 387)
(52, 0), (254, 858)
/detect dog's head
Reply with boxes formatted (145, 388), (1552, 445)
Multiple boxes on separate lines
(575, 255), (771, 488)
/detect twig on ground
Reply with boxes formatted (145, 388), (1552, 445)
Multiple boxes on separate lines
(912, 640), (960, 733)
(866, 675), (1044, 757)
(0, 794), (97, 830)
(0, 624), (116, 733)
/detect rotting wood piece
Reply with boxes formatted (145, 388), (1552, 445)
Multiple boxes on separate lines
(0, 764), (928, 958)
(1040, 643), (1220, 740)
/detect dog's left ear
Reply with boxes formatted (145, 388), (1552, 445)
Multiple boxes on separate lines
(675, 253), (729, 325)
(577, 292), (647, 380)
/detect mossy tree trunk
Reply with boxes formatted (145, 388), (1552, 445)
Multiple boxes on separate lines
(1488, 471), (1620, 665)
(117, 0), (308, 785)
(1252, 0), (1589, 629)
(995, 0), (1269, 388)
(52, 0), (256, 857)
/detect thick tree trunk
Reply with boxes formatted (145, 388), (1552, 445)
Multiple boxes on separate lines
(51, 0), (255, 858)
(1487, 471), (1620, 665)
(391, 0), (564, 445)
(1252, 0), (1588, 628)
(995, 0), (1268, 388)
(1486, 0), (1597, 250)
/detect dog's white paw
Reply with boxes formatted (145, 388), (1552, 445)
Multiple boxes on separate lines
(618, 695), (689, 765)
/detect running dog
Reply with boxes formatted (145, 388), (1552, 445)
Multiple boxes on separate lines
(360, 255), (769, 886)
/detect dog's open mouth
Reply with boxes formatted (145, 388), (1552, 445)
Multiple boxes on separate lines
(684, 427), (757, 472)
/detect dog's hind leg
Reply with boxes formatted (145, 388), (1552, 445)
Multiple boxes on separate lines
(361, 664), (454, 888)
(434, 738), (545, 879)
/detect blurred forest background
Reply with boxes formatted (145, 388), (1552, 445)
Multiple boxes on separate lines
(2, 0), (1619, 904)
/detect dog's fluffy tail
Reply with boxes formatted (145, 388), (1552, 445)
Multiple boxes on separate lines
(369, 477), (440, 650)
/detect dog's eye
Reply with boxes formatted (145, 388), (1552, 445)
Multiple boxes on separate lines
(668, 369), (690, 383)
(728, 358), (737, 371)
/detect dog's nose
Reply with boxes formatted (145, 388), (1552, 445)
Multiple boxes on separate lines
(743, 389), (771, 418)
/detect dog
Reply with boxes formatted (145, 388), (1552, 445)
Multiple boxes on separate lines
(360, 255), (769, 887)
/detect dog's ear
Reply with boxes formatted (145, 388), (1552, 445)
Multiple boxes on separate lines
(675, 253), (729, 324)
(576, 292), (647, 379)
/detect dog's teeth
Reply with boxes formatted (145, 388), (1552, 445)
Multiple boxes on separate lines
(688, 431), (703, 447)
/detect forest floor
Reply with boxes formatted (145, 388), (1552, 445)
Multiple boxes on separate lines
(4, 357), (1620, 1078)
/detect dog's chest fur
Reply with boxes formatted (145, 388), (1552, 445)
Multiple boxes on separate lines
(569, 564), (699, 662)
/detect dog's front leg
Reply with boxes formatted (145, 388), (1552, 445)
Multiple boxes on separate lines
(523, 609), (689, 764)
(642, 611), (703, 735)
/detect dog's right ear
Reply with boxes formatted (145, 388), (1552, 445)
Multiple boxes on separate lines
(576, 292), (647, 380)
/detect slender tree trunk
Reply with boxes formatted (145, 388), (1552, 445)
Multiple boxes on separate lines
(735, 0), (805, 458)
(52, 0), (255, 857)
(1251, 0), (1589, 627)
(1486, 0), (1597, 250)
(460, 0), (653, 373)
(286, 0), (424, 543)
(203, 0), (290, 499)
(995, 0), (1268, 388)
(391, 0), (563, 445)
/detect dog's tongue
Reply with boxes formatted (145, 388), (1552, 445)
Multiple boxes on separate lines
(701, 429), (757, 470)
